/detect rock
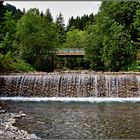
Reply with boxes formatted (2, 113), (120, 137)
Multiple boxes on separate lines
(30, 134), (39, 139)
(7, 118), (16, 124)
(37, 121), (45, 125)
(0, 111), (39, 139)
(21, 113), (26, 117)
(0, 130), (3, 135)
(14, 114), (22, 118)
(0, 110), (6, 113)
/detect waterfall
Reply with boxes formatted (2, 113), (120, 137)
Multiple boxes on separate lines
(0, 74), (140, 97)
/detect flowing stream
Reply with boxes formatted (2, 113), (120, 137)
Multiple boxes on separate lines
(2, 100), (140, 139)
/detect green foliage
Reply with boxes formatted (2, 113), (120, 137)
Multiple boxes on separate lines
(0, 53), (34, 72)
(128, 60), (140, 71)
(62, 28), (87, 48)
(17, 8), (58, 72)
(56, 12), (65, 28)
(67, 13), (95, 31)
(0, 9), (19, 72)
(11, 59), (35, 72)
(45, 8), (53, 22)
(56, 12), (66, 45)
(0, 11), (16, 54)
(5, 3), (23, 20)
(85, 1), (140, 72)
(0, 53), (13, 71)
(99, 1), (140, 27)
(85, 24), (104, 71)
(0, 2), (6, 42)
(102, 22), (134, 71)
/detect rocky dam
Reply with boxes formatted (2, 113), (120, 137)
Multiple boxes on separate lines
(0, 72), (140, 97)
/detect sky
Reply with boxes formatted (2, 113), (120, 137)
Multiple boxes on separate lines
(4, 1), (101, 25)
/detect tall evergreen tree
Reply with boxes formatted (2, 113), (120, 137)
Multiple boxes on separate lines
(56, 12), (65, 28)
(67, 13), (95, 31)
(0, 1), (6, 41)
(67, 16), (74, 31)
(40, 11), (44, 18)
(5, 3), (23, 20)
(56, 12), (66, 45)
(45, 8), (53, 22)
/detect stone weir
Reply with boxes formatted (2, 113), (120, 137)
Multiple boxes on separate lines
(0, 73), (140, 97)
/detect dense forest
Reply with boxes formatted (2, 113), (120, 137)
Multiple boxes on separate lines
(0, 1), (140, 72)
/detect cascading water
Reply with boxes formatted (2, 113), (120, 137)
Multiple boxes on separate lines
(0, 73), (140, 97)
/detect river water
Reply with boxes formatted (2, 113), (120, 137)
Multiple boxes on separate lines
(1, 99), (140, 139)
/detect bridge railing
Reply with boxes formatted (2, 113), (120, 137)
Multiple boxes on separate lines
(56, 48), (85, 56)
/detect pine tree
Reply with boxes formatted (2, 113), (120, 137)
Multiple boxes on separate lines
(0, 1), (6, 41)
(67, 16), (74, 31)
(45, 8), (53, 22)
(56, 12), (65, 28)
(5, 3), (23, 20)
(66, 13), (95, 31)
(56, 12), (66, 44)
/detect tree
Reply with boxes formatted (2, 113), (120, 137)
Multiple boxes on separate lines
(66, 14), (95, 31)
(0, 1), (6, 42)
(62, 28), (87, 48)
(56, 12), (65, 28)
(45, 8), (53, 22)
(0, 9), (33, 72)
(133, 9), (140, 54)
(0, 11), (16, 54)
(0, 10), (17, 71)
(85, 24), (104, 71)
(85, 1), (140, 71)
(0, 1), (6, 20)
(5, 3), (23, 20)
(17, 8), (58, 71)
(127, 9), (140, 71)
(67, 16), (74, 31)
(102, 21), (134, 71)
(56, 12), (66, 45)
(99, 1), (140, 41)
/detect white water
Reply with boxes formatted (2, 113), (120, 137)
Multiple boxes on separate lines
(0, 97), (140, 102)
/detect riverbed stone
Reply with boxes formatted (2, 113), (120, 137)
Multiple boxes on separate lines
(0, 107), (39, 139)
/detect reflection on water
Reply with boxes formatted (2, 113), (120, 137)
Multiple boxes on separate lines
(3, 101), (140, 139)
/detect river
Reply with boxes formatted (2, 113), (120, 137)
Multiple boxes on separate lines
(2, 99), (140, 139)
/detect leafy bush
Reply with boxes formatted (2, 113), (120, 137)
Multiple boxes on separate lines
(0, 53), (14, 71)
(11, 59), (35, 72)
(0, 53), (35, 72)
(128, 60), (140, 71)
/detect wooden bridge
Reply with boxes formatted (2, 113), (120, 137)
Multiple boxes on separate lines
(56, 48), (85, 56)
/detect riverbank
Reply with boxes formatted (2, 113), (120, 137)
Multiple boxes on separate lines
(0, 103), (38, 139)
